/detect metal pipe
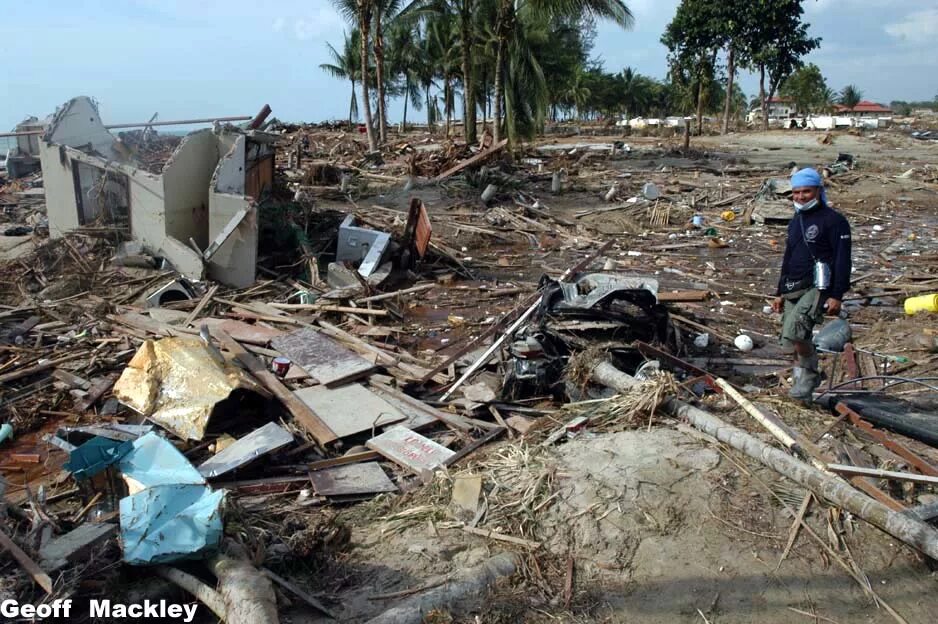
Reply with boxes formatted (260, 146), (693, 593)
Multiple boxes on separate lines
(0, 115), (253, 138)
(105, 116), (251, 129)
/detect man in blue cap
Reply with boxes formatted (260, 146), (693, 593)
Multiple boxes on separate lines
(771, 167), (852, 403)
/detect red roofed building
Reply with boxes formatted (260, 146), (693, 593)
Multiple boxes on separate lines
(833, 100), (893, 117)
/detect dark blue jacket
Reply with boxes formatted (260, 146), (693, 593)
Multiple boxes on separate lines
(776, 203), (852, 301)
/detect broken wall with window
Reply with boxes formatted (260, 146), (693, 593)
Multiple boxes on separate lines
(39, 96), (274, 288)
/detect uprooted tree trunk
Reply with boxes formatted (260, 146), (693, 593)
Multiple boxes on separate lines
(364, 552), (519, 624)
(158, 548), (279, 624)
(589, 360), (938, 562)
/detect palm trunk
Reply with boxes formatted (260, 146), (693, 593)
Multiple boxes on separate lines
(426, 85), (433, 132)
(493, 39), (504, 143)
(759, 64), (768, 132)
(443, 80), (449, 137)
(459, 6), (476, 144)
(722, 46), (735, 135)
(374, 16), (388, 144)
(695, 76), (704, 135)
(359, 7), (378, 151)
(402, 76), (410, 131)
(349, 80), (356, 130)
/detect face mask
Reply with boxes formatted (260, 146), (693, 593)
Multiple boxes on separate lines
(793, 198), (819, 212)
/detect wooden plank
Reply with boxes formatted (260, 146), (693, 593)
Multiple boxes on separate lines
(263, 568), (337, 620)
(75, 373), (119, 412)
(366, 426), (455, 480)
(657, 289), (710, 302)
(367, 380), (473, 434)
(203, 208), (250, 262)
(309, 450), (381, 471)
(200, 318), (284, 345)
(294, 384), (408, 439)
(308, 462), (397, 497)
(212, 328), (338, 446)
(434, 139), (508, 181)
(39, 522), (118, 571)
(828, 464), (938, 485)
(52, 369), (92, 390)
(836, 403), (938, 477)
(271, 327), (376, 387)
(183, 284), (219, 327)
(0, 528), (54, 594)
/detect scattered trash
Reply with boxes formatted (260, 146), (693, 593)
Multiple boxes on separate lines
(734, 335), (754, 352)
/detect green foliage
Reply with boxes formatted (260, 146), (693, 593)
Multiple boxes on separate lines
(780, 63), (829, 113)
(838, 84), (863, 109)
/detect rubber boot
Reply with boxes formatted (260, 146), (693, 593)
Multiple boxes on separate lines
(788, 353), (821, 403)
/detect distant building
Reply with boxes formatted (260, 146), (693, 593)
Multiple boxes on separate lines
(747, 97), (794, 123)
(833, 100), (893, 117)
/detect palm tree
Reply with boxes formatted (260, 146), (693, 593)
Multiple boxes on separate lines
(401, 0), (482, 144)
(492, 0), (634, 144)
(838, 84), (863, 111)
(372, 0), (405, 143)
(333, 0), (379, 151)
(386, 20), (425, 131)
(319, 30), (362, 129)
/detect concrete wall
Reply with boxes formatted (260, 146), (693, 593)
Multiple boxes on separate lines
(214, 135), (245, 195)
(47, 97), (118, 158)
(161, 129), (219, 249)
(40, 141), (81, 236)
(207, 192), (255, 287)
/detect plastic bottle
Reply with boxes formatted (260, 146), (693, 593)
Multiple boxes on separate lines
(904, 294), (938, 315)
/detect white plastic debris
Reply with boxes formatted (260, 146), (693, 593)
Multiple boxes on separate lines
(642, 182), (660, 200)
(734, 335), (754, 352)
(693, 333), (710, 348)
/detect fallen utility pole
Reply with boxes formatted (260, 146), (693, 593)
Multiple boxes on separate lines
(589, 360), (938, 561)
(440, 240), (613, 401)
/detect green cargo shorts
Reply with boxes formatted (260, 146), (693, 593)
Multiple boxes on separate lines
(780, 288), (824, 349)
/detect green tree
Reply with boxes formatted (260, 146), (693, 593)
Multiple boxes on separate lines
(743, 0), (820, 131)
(662, 1), (723, 134)
(333, 0), (379, 150)
(319, 30), (362, 129)
(780, 63), (828, 114)
(493, 0), (634, 144)
(838, 84), (863, 110)
(385, 20), (425, 130)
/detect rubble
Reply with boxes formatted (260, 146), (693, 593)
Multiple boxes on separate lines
(2, 115), (938, 623)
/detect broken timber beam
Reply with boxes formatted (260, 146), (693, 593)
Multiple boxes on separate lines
(589, 360), (938, 561)
(212, 329), (337, 446)
(203, 208), (251, 262)
(0, 528), (54, 594)
(434, 139), (508, 181)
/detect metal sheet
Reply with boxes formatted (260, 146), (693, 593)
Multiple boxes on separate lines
(308, 462), (397, 497)
(198, 422), (293, 478)
(113, 337), (263, 441)
(294, 384), (408, 439)
(271, 327), (375, 387)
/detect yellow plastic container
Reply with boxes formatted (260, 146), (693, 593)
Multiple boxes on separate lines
(720, 210), (736, 222)
(904, 294), (938, 315)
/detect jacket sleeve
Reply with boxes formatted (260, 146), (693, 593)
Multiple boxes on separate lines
(828, 214), (852, 300)
(776, 223), (795, 296)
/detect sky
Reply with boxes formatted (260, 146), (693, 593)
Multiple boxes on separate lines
(1, 0), (937, 131)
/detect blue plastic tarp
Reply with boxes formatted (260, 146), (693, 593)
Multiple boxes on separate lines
(116, 432), (225, 565)
(119, 484), (225, 565)
(64, 436), (134, 481)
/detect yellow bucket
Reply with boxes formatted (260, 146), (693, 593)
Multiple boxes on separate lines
(904, 294), (938, 315)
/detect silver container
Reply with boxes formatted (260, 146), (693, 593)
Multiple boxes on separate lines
(814, 261), (831, 290)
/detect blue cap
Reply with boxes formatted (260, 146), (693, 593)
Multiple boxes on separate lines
(791, 167), (827, 204)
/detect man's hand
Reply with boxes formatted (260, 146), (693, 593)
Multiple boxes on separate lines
(771, 297), (784, 314)
(824, 298), (842, 316)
